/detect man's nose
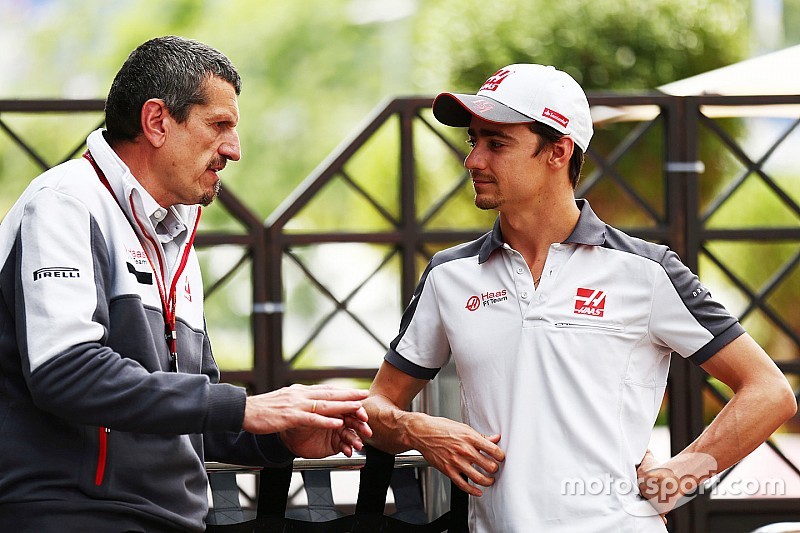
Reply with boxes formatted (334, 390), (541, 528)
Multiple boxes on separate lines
(465, 145), (485, 170)
(220, 129), (241, 161)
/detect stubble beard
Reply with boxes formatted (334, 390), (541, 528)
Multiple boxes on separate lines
(201, 180), (222, 207)
(472, 173), (501, 210)
(475, 194), (501, 210)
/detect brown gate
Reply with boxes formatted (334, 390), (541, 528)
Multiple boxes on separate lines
(1, 94), (798, 532)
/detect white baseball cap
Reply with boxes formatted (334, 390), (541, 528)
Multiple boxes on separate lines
(432, 64), (593, 152)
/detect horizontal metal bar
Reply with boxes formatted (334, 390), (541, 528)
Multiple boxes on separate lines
(0, 99), (105, 112)
(665, 161), (705, 173)
(194, 233), (254, 246)
(206, 451), (427, 473)
(701, 228), (800, 241)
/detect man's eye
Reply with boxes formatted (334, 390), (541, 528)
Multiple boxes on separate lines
(466, 139), (476, 148)
(489, 141), (503, 149)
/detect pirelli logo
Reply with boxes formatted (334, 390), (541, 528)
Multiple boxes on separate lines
(33, 267), (80, 281)
(574, 287), (606, 317)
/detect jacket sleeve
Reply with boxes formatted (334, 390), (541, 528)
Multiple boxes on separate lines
(18, 187), (245, 434)
(198, 318), (296, 466)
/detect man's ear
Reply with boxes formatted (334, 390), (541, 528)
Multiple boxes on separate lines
(548, 136), (574, 170)
(140, 99), (170, 148)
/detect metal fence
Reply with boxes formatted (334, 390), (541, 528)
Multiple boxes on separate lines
(1, 94), (798, 532)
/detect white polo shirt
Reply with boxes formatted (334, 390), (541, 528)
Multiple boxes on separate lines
(386, 200), (743, 533)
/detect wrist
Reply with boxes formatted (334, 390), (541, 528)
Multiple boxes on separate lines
(399, 411), (431, 451)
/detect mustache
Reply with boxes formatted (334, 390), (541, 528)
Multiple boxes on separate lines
(208, 156), (227, 171)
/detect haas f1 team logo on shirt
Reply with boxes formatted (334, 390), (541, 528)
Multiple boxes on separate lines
(574, 287), (606, 317)
(466, 289), (508, 312)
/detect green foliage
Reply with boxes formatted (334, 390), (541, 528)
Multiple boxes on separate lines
(413, 0), (749, 92)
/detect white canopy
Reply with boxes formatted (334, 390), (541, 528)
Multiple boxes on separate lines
(592, 45), (800, 124)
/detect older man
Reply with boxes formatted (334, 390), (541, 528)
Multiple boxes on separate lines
(0, 36), (370, 532)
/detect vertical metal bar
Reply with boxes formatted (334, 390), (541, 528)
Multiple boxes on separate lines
(663, 96), (694, 533)
(683, 96), (711, 533)
(663, 96), (710, 533)
(399, 101), (418, 304)
(251, 223), (270, 393)
(264, 223), (285, 391)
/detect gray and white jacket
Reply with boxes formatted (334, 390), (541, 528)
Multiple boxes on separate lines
(0, 129), (292, 532)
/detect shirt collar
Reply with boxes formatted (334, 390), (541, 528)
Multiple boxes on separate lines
(133, 178), (187, 241)
(478, 199), (606, 264)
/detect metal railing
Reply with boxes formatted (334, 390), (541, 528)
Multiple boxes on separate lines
(2, 94), (799, 532)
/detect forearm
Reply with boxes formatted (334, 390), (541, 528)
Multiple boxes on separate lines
(363, 393), (425, 454)
(669, 377), (795, 480)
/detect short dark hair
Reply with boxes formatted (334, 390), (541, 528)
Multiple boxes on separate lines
(104, 36), (241, 143)
(529, 121), (585, 188)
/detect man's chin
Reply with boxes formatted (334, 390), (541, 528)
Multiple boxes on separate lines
(201, 181), (222, 207)
(475, 195), (500, 211)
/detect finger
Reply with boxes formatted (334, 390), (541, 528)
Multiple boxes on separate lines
(305, 385), (370, 401)
(474, 433), (505, 462)
(308, 400), (365, 418)
(343, 414), (373, 438)
(449, 471), (483, 497)
(461, 460), (498, 488)
(340, 428), (364, 451)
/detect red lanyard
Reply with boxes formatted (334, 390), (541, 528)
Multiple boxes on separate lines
(83, 150), (200, 372)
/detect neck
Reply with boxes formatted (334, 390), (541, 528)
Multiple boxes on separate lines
(499, 193), (580, 274)
(112, 140), (171, 208)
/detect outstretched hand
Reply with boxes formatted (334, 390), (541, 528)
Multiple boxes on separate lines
(242, 384), (372, 457)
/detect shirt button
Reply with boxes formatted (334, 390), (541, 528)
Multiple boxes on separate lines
(520, 291), (529, 299)
(154, 210), (165, 221)
(516, 267), (524, 274)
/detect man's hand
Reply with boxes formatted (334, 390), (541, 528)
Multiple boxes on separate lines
(281, 413), (372, 458)
(637, 450), (714, 516)
(364, 362), (505, 497)
(242, 384), (371, 445)
(635, 449), (669, 524)
(405, 414), (505, 497)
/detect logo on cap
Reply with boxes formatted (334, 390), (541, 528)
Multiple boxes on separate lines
(480, 69), (512, 92)
(543, 107), (569, 128)
(472, 99), (495, 114)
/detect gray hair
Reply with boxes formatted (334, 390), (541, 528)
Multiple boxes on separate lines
(104, 36), (241, 143)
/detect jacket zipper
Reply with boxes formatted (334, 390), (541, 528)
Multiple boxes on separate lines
(95, 426), (109, 486)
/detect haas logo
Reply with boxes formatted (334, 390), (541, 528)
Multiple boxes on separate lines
(480, 69), (512, 92)
(466, 289), (508, 312)
(574, 288), (606, 317)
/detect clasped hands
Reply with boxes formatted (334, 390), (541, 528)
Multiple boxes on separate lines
(242, 384), (373, 459)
